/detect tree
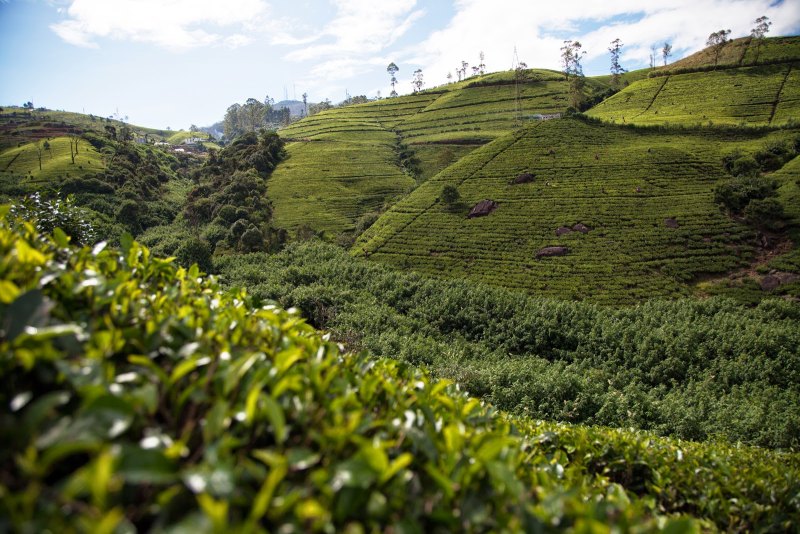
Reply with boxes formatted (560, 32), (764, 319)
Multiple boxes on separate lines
(189, 124), (199, 132)
(478, 51), (486, 75)
(751, 16), (771, 64)
(662, 42), (673, 66)
(649, 44), (658, 69)
(35, 141), (43, 171)
(387, 62), (399, 97)
(446, 72), (453, 84)
(302, 92), (308, 117)
(412, 69), (424, 93)
(471, 66), (480, 77)
(706, 29), (731, 68)
(608, 38), (626, 87)
(22, 101), (33, 110)
(69, 134), (80, 164)
(441, 184), (460, 206)
(223, 103), (242, 139)
(43, 139), (51, 159)
(560, 40), (586, 109)
(460, 61), (469, 81)
(242, 98), (265, 132)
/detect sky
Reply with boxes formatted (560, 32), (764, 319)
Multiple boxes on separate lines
(1, 0), (798, 130)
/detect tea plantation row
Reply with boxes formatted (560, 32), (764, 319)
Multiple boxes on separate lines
(356, 117), (799, 303)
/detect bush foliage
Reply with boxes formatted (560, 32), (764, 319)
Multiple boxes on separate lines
(2, 212), (800, 531)
(218, 242), (800, 450)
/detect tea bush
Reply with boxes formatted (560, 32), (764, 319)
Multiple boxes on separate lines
(3, 210), (800, 531)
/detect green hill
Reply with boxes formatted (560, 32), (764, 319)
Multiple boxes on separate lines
(355, 117), (798, 303)
(271, 71), (612, 236)
(0, 108), (197, 242)
(587, 36), (800, 127)
(587, 62), (799, 127)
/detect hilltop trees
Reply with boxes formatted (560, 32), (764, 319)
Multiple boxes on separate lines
(457, 60), (468, 81)
(751, 16), (772, 63)
(478, 51), (486, 75)
(387, 62), (399, 97)
(707, 29), (731, 67)
(223, 98), (291, 139)
(560, 40), (586, 109)
(608, 38), (626, 86)
(662, 42), (673, 66)
(412, 69), (424, 93)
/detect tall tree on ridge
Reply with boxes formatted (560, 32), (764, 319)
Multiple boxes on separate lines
(662, 42), (673, 66)
(387, 62), (399, 97)
(750, 16), (771, 64)
(706, 29), (731, 68)
(561, 40), (586, 110)
(608, 38), (626, 87)
(412, 69), (424, 93)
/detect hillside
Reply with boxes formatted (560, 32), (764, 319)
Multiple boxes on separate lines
(354, 117), (798, 303)
(588, 36), (800, 127)
(0, 108), (198, 242)
(271, 70), (612, 236)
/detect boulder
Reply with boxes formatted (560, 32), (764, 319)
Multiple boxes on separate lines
(555, 226), (572, 236)
(468, 200), (498, 218)
(512, 172), (535, 184)
(572, 223), (591, 233)
(536, 246), (570, 259)
(664, 218), (679, 229)
(760, 275), (781, 291)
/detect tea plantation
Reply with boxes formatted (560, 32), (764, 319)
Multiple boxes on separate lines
(270, 70), (611, 235)
(355, 117), (799, 303)
(2, 212), (799, 532)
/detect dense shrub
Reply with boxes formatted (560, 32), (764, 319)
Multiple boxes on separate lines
(714, 175), (778, 213)
(217, 242), (800, 449)
(175, 236), (213, 272)
(745, 197), (786, 230)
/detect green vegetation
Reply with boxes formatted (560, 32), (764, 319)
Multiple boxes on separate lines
(3, 213), (800, 532)
(218, 241), (800, 449)
(0, 107), (200, 243)
(355, 117), (798, 303)
(140, 130), (286, 260)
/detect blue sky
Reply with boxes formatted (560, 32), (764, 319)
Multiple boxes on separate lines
(1, 0), (798, 129)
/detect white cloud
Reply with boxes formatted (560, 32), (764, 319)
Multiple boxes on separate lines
(286, 0), (424, 61)
(50, 0), (269, 51)
(410, 0), (800, 89)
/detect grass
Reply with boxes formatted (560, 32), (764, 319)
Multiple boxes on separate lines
(0, 107), (172, 150)
(355, 117), (798, 303)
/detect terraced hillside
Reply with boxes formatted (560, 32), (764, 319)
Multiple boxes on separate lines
(0, 135), (105, 183)
(355, 117), (798, 303)
(664, 35), (800, 72)
(588, 36), (800, 127)
(272, 70), (610, 234)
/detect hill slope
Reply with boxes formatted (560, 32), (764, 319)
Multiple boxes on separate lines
(355, 117), (797, 303)
(271, 71), (611, 235)
(588, 36), (800, 127)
